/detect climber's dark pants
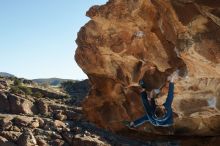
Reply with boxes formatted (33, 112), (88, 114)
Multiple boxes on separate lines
(133, 82), (174, 127)
(133, 115), (149, 127)
(133, 91), (152, 127)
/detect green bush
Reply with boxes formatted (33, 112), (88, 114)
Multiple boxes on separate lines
(14, 78), (22, 86)
(19, 86), (32, 95)
(61, 80), (75, 91)
(10, 86), (21, 94)
(32, 92), (43, 98)
(10, 84), (32, 95)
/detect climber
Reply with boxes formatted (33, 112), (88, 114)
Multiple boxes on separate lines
(125, 71), (178, 128)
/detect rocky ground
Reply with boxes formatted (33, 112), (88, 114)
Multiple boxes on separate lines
(0, 77), (112, 146)
(1, 77), (220, 146)
(0, 77), (178, 146)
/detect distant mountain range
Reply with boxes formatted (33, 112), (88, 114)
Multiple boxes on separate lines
(32, 78), (76, 86)
(0, 72), (15, 77)
(0, 72), (77, 86)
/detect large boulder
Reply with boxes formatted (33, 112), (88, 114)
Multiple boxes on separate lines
(7, 93), (37, 115)
(75, 0), (220, 135)
(36, 99), (49, 115)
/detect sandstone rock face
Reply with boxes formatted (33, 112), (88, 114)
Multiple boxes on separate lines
(75, 0), (220, 135)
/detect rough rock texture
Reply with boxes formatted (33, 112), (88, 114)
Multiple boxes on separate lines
(75, 0), (220, 135)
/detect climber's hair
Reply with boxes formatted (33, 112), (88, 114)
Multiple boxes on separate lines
(155, 105), (166, 118)
(139, 79), (151, 91)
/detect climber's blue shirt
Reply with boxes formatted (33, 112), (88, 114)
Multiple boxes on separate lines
(133, 82), (174, 127)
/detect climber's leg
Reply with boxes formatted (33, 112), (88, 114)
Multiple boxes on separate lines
(132, 115), (149, 127)
(141, 91), (154, 116)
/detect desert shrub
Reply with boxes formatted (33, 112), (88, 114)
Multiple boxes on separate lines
(10, 86), (21, 94)
(61, 80), (75, 92)
(22, 79), (33, 85)
(10, 83), (33, 95)
(19, 86), (32, 95)
(32, 92), (43, 98)
(14, 78), (22, 86)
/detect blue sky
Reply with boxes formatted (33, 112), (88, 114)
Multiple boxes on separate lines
(0, 0), (107, 80)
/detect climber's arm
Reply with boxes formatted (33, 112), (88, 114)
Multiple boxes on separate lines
(151, 97), (156, 111)
(163, 82), (174, 108)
